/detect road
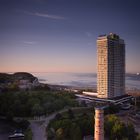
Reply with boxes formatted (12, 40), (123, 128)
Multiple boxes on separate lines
(30, 120), (46, 140)
(30, 107), (92, 140)
(30, 109), (67, 140)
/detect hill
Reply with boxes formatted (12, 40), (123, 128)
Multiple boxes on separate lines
(0, 72), (36, 84)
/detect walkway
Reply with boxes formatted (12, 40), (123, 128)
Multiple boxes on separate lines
(30, 120), (46, 140)
(29, 109), (67, 140)
(30, 107), (92, 140)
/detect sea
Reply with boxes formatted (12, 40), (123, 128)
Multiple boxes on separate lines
(32, 72), (140, 90)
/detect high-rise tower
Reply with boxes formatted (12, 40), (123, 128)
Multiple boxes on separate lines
(97, 33), (125, 98)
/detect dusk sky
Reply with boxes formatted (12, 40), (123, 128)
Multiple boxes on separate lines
(0, 0), (140, 73)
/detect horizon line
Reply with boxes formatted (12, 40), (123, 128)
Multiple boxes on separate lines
(0, 71), (139, 74)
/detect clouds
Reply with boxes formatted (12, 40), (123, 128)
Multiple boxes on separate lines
(34, 12), (65, 20)
(23, 41), (36, 45)
(85, 32), (93, 37)
(24, 11), (65, 20)
(22, 41), (36, 47)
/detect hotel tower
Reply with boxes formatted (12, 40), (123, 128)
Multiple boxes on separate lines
(97, 33), (125, 98)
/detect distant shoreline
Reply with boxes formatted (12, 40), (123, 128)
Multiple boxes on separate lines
(0, 72), (140, 90)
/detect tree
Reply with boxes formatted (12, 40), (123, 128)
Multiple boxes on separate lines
(54, 113), (63, 120)
(6, 111), (14, 121)
(137, 133), (140, 140)
(47, 129), (55, 140)
(126, 123), (136, 140)
(56, 128), (65, 140)
(69, 123), (82, 140)
(111, 121), (126, 139)
(32, 103), (43, 117)
(16, 120), (30, 130)
(67, 109), (75, 119)
(77, 114), (93, 137)
(104, 115), (119, 136)
(80, 100), (87, 107)
(105, 115), (137, 140)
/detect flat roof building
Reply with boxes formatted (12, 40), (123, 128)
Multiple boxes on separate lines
(97, 33), (125, 98)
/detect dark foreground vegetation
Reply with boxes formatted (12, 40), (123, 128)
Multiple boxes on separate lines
(105, 115), (140, 140)
(0, 89), (78, 140)
(47, 111), (140, 140)
(0, 90), (78, 118)
(47, 109), (93, 140)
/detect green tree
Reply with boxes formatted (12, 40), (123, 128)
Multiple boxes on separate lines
(104, 114), (119, 137)
(56, 128), (65, 140)
(105, 115), (137, 140)
(126, 123), (136, 140)
(111, 121), (126, 139)
(69, 123), (82, 140)
(137, 133), (140, 140)
(67, 109), (75, 119)
(32, 103), (43, 116)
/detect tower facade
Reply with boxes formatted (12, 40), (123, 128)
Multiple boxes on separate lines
(94, 107), (104, 140)
(97, 33), (125, 98)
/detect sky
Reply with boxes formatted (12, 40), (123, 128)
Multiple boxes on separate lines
(0, 0), (140, 73)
